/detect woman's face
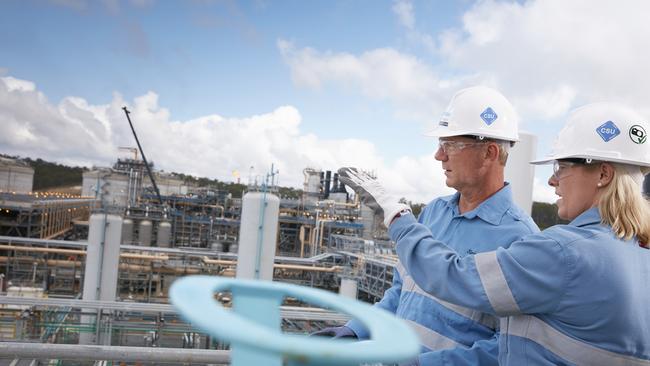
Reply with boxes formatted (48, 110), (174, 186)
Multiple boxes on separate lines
(548, 161), (602, 221)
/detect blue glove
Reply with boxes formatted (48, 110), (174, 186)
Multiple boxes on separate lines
(310, 325), (358, 339)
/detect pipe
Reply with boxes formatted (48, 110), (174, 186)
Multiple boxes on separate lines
(212, 204), (225, 218)
(0, 256), (82, 268)
(0, 245), (168, 260)
(121, 253), (169, 261)
(201, 257), (341, 273)
(0, 342), (230, 364)
(319, 199), (359, 208)
(0, 245), (84, 256)
(275, 264), (342, 273)
(324, 171), (331, 198)
(0, 257), (199, 274)
(332, 173), (340, 193)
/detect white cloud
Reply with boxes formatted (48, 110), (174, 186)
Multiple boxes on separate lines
(438, 0), (650, 116)
(392, 0), (415, 30)
(532, 177), (557, 204)
(277, 39), (464, 122)
(512, 85), (577, 120)
(279, 0), (650, 205)
(2, 77), (36, 93)
(0, 75), (448, 203)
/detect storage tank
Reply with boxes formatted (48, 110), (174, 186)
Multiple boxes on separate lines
(156, 221), (172, 248)
(139, 220), (152, 246)
(307, 171), (321, 193)
(121, 218), (134, 244)
(0, 158), (34, 193)
(339, 278), (358, 299)
(211, 242), (224, 252)
(156, 221), (172, 247)
(235, 192), (280, 280)
(81, 170), (129, 207)
(302, 169), (322, 205)
(504, 131), (537, 215)
(228, 244), (238, 253)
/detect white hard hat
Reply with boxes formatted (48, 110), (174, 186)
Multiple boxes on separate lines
(426, 86), (519, 142)
(531, 103), (650, 167)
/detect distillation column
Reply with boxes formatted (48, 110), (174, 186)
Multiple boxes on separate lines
(235, 192), (280, 281)
(79, 213), (122, 345)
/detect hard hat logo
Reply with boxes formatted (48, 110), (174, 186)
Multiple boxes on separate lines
(596, 121), (621, 142)
(480, 107), (498, 125)
(629, 125), (647, 144)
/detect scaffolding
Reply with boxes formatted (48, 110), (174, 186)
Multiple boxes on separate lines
(0, 192), (96, 239)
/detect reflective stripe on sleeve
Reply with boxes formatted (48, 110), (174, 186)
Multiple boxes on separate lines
(395, 261), (408, 280)
(474, 251), (520, 315)
(404, 318), (464, 351)
(507, 315), (650, 366)
(402, 273), (498, 330)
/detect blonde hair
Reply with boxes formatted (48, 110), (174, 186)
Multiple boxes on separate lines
(598, 164), (650, 247)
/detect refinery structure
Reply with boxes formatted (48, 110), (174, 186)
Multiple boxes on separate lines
(4, 130), (645, 365)
(0, 153), (400, 365)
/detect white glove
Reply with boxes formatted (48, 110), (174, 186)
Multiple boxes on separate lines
(338, 167), (410, 228)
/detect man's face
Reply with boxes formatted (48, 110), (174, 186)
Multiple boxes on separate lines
(434, 136), (488, 191)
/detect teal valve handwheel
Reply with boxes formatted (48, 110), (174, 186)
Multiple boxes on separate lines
(170, 276), (420, 366)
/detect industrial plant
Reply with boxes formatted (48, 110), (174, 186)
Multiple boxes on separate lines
(0, 152), (399, 365)
(3, 129), (645, 365)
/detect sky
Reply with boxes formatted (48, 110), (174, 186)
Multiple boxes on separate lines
(1, 0), (650, 204)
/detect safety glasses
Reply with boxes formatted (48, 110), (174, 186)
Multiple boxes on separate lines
(552, 159), (594, 180)
(437, 140), (487, 155)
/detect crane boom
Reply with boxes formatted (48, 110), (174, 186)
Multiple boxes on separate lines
(122, 106), (164, 205)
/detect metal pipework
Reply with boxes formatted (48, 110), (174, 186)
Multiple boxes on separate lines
(0, 245), (168, 260)
(202, 257), (343, 273)
(0, 257), (197, 274)
(0, 244), (84, 256)
(0, 296), (351, 322)
(0, 342), (230, 364)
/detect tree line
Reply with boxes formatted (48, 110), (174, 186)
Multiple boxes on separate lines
(2, 154), (563, 228)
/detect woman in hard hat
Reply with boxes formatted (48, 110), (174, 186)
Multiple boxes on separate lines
(339, 102), (650, 365)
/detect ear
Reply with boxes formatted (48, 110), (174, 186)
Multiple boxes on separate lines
(484, 142), (500, 162)
(598, 163), (615, 187)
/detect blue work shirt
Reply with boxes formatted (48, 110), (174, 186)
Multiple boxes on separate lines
(348, 183), (539, 365)
(393, 207), (650, 365)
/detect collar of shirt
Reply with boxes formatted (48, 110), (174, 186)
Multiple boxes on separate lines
(441, 183), (515, 225)
(568, 207), (601, 227)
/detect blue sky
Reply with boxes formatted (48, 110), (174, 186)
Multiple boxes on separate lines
(1, 0), (649, 204)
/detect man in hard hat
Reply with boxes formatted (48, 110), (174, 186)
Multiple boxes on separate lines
(322, 86), (540, 365)
(386, 103), (650, 365)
